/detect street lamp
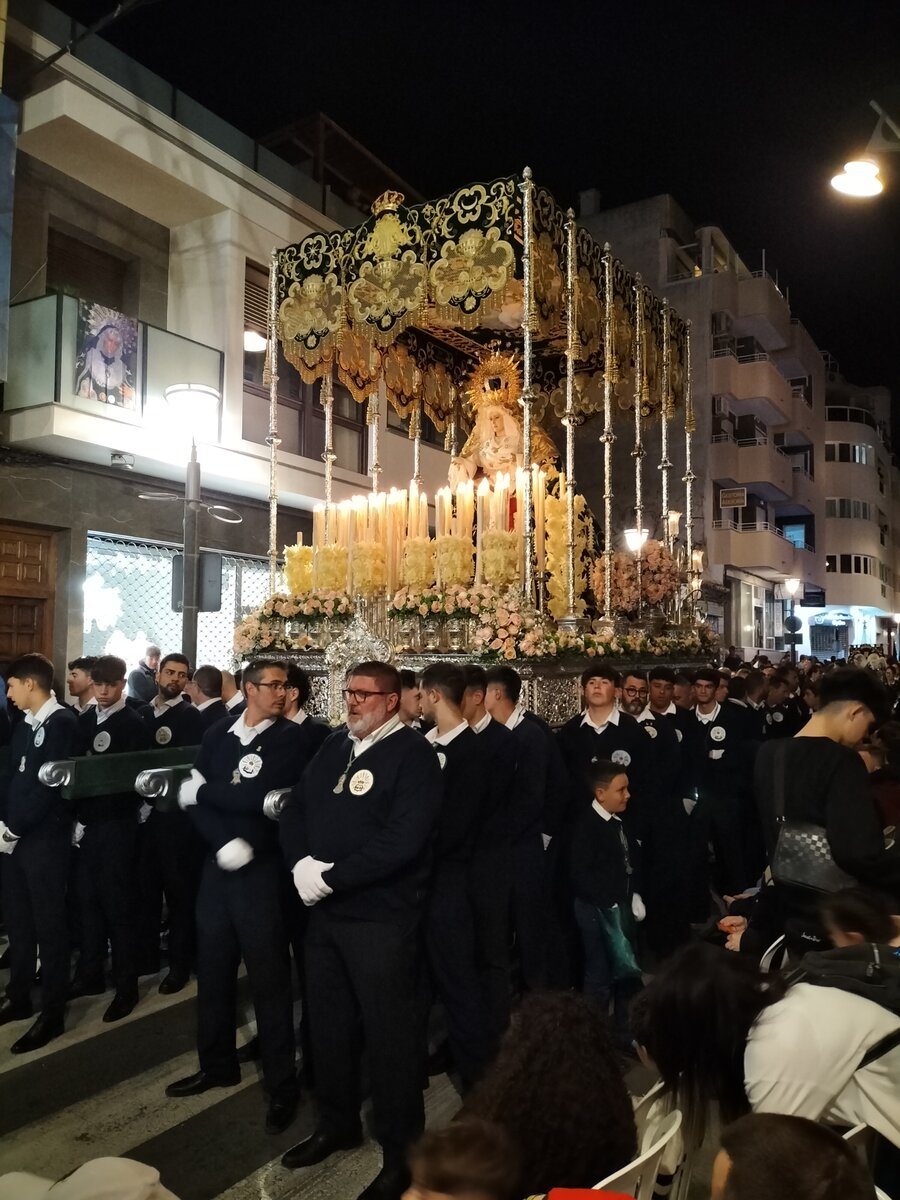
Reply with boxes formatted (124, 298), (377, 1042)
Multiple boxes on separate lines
(624, 527), (649, 553)
(830, 100), (900, 198)
(138, 383), (240, 667)
(784, 576), (801, 666)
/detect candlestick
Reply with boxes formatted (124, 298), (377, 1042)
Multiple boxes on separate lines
(476, 477), (490, 583)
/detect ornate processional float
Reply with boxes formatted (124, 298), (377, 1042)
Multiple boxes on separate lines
(235, 170), (716, 721)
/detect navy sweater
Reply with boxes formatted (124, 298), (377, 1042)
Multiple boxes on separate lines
(74, 705), (153, 821)
(0, 705), (78, 837)
(139, 696), (203, 749)
(280, 724), (443, 921)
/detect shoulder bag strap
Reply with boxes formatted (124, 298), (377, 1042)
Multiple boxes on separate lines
(773, 739), (789, 822)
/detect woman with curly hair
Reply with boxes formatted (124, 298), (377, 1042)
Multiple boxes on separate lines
(460, 991), (637, 1196)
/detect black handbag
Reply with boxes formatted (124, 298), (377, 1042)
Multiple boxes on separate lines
(769, 740), (857, 894)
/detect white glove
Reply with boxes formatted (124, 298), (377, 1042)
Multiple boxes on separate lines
(292, 855), (334, 906)
(631, 892), (646, 923)
(0, 821), (19, 855)
(683, 796), (697, 815)
(216, 838), (254, 871)
(178, 768), (206, 810)
(138, 802), (153, 825)
(72, 821), (86, 846)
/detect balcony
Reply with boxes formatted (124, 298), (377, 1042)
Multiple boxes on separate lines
(709, 433), (793, 499)
(709, 519), (798, 578)
(733, 272), (791, 352)
(709, 349), (793, 425)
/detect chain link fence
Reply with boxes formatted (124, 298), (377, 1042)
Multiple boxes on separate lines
(83, 535), (282, 669)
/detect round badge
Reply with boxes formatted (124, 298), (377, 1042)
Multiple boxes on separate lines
(348, 769), (374, 795)
(643, 724), (658, 739)
(238, 752), (262, 779)
(710, 726), (726, 743)
(437, 751), (447, 770)
(93, 730), (111, 753)
(611, 749), (631, 767)
(34, 727), (45, 748)
(155, 726), (172, 746)
(675, 729), (683, 743)
(773, 711), (784, 723)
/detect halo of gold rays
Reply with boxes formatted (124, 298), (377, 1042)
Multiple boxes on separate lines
(466, 350), (522, 416)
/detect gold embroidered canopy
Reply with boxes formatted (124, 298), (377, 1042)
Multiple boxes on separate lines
(274, 173), (689, 433)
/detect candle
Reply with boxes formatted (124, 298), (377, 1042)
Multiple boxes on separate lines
(476, 477), (490, 582)
(419, 492), (428, 540)
(408, 480), (419, 541)
(535, 468), (546, 581)
(313, 506), (324, 550)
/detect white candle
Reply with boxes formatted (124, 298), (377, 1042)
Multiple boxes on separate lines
(476, 477), (490, 582)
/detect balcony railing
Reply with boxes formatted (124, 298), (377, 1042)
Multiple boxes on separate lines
(3, 293), (224, 436)
(712, 519), (789, 538)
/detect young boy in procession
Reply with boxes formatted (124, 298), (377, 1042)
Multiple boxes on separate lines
(568, 759), (644, 1052)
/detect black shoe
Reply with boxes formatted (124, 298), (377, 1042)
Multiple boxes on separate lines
(10, 1010), (64, 1054)
(159, 971), (189, 995)
(357, 1164), (411, 1200)
(265, 1094), (298, 1135)
(68, 975), (106, 1000)
(281, 1128), (362, 1169)
(237, 1035), (260, 1063)
(103, 991), (138, 1023)
(165, 1069), (240, 1097)
(427, 1042), (451, 1076)
(0, 997), (32, 1026)
(137, 960), (160, 978)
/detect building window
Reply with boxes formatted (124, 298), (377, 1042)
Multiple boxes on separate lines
(780, 522), (806, 549)
(840, 554), (852, 574)
(826, 497), (872, 520)
(825, 442), (873, 464)
(826, 555), (836, 572)
(46, 225), (129, 310)
(386, 404), (445, 447)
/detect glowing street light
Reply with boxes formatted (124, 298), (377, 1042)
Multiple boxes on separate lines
(830, 100), (900, 199)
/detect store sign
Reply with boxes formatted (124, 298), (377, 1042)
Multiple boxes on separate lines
(719, 487), (746, 509)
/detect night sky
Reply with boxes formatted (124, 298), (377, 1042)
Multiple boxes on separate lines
(42, 0), (900, 409)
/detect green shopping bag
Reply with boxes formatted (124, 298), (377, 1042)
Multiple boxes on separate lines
(596, 903), (642, 982)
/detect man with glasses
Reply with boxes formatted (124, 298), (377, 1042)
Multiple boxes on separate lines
(166, 658), (304, 1137)
(279, 661), (442, 1200)
(619, 673), (649, 718)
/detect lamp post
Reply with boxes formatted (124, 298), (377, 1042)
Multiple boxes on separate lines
(139, 383), (240, 668)
(830, 100), (900, 197)
(784, 576), (801, 665)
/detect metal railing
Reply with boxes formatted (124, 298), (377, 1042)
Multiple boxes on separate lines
(712, 519), (790, 539)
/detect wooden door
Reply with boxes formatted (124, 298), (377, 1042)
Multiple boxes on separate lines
(0, 524), (56, 667)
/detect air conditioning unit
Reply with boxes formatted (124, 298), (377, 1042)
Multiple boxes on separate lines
(712, 395), (729, 417)
(712, 311), (733, 336)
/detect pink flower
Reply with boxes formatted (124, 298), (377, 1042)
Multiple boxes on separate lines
(431, 601), (441, 613)
(490, 638), (503, 651)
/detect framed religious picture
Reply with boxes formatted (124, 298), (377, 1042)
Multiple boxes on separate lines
(74, 302), (138, 409)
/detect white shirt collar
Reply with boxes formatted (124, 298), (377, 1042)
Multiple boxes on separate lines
(225, 692), (244, 710)
(291, 708), (308, 725)
(228, 713), (275, 746)
(72, 696), (97, 714)
(696, 702), (721, 724)
(591, 799), (618, 822)
(151, 695), (183, 717)
(504, 702), (526, 731)
(641, 701), (676, 719)
(472, 711), (492, 734)
(26, 696), (66, 727)
(426, 720), (469, 747)
(96, 697), (127, 724)
(196, 696), (220, 713)
(350, 713), (403, 757)
(582, 706), (620, 732)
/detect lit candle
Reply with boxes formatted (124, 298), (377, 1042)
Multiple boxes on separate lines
(535, 468), (546, 581)
(313, 506), (324, 550)
(408, 480), (419, 541)
(419, 491), (429, 540)
(476, 477), (490, 582)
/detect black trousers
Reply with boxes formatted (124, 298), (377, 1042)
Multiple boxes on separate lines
(469, 847), (512, 1045)
(642, 800), (693, 961)
(136, 808), (202, 975)
(75, 818), (139, 992)
(2, 828), (70, 1013)
(690, 793), (753, 900)
(510, 835), (548, 989)
(426, 864), (492, 1088)
(305, 908), (423, 1162)
(195, 853), (297, 1102)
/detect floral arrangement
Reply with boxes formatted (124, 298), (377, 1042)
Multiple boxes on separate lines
(313, 544), (349, 592)
(443, 583), (501, 617)
(351, 542), (386, 597)
(544, 490), (591, 620)
(591, 539), (680, 615)
(482, 530), (519, 589)
(402, 537), (436, 589)
(284, 544), (313, 594)
(233, 590), (354, 655)
(388, 586), (446, 619)
(436, 535), (474, 587)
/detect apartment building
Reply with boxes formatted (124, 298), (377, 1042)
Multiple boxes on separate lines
(798, 362), (899, 655)
(579, 193), (828, 657)
(0, 0), (450, 672)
